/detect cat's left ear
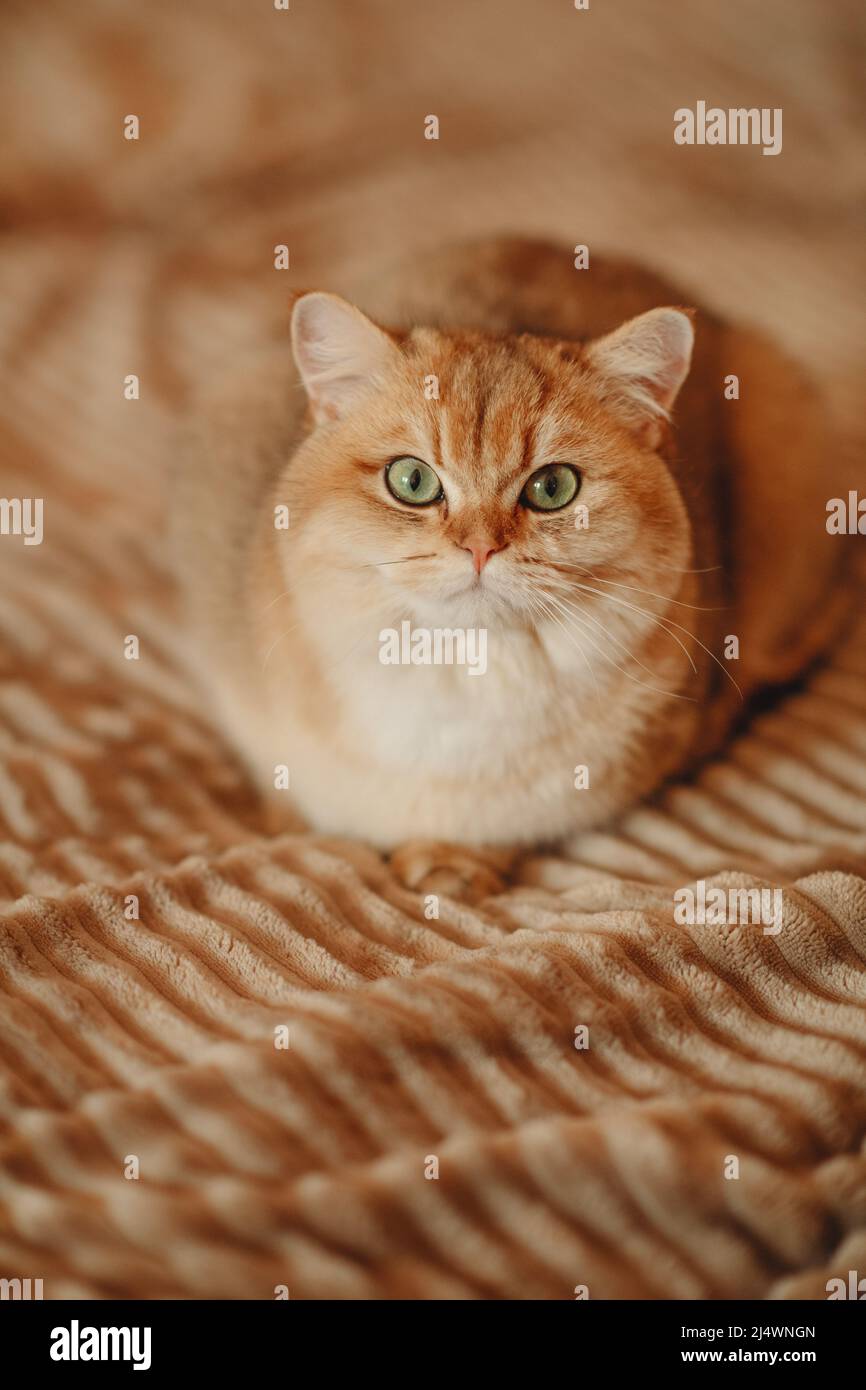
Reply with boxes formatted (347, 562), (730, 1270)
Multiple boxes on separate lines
(290, 291), (401, 423)
(583, 307), (695, 448)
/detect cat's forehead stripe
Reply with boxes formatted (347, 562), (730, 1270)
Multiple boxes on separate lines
(426, 339), (557, 483)
(471, 385), (489, 461)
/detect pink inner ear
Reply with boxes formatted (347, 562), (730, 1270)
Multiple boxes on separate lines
(643, 312), (694, 412)
(290, 292), (396, 420)
(291, 295), (355, 385)
(587, 307), (695, 424)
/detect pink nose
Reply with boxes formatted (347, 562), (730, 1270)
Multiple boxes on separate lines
(460, 538), (500, 575)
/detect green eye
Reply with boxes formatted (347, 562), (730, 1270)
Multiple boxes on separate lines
(521, 464), (580, 512)
(385, 456), (443, 506)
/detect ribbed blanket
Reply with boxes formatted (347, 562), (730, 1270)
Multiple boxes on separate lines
(0, 0), (864, 1299)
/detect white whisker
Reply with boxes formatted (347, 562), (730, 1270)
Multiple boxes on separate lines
(354, 553), (437, 569)
(261, 589), (292, 612)
(544, 584), (666, 682)
(565, 577), (743, 700)
(531, 592), (601, 704)
(528, 594), (604, 757)
(541, 590), (695, 703)
(557, 564), (724, 613)
(262, 621), (302, 672)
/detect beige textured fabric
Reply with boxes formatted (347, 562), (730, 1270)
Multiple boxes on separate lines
(0, 0), (864, 1299)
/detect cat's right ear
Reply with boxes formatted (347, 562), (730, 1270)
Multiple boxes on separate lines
(290, 291), (400, 423)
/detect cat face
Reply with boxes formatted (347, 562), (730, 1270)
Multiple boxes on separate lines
(283, 293), (694, 657)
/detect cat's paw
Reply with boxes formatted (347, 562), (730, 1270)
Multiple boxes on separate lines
(388, 840), (516, 905)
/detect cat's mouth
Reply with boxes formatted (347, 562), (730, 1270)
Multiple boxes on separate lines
(404, 567), (535, 629)
(370, 547), (538, 626)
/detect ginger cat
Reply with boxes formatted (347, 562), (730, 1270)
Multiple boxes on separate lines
(174, 237), (850, 898)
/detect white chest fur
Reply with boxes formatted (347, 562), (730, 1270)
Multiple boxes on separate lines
(249, 609), (646, 848)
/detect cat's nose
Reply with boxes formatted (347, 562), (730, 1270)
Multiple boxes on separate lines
(459, 537), (501, 575)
